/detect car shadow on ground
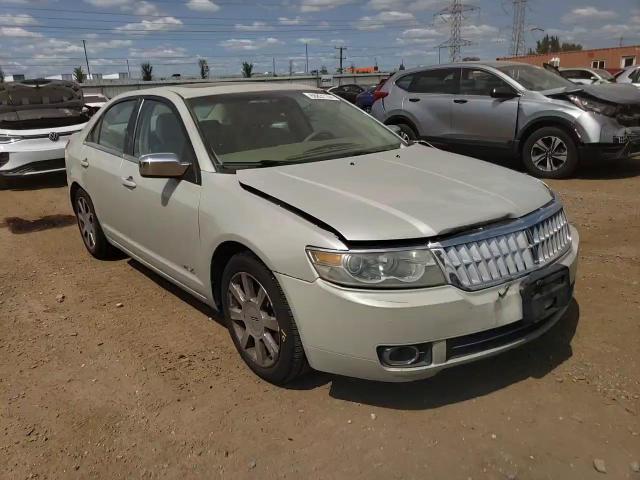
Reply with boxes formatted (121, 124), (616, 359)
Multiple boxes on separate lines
(0, 172), (68, 191)
(323, 300), (580, 410)
(1, 214), (76, 234)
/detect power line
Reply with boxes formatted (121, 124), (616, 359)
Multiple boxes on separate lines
(510, 0), (527, 56)
(435, 0), (479, 63)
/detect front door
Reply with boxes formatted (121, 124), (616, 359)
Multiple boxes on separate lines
(450, 68), (519, 147)
(399, 67), (458, 140)
(120, 98), (204, 295)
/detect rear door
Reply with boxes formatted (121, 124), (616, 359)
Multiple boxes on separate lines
(450, 67), (519, 147)
(82, 98), (139, 246)
(118, 97), (204, 294)
(399, 68), (458, 140)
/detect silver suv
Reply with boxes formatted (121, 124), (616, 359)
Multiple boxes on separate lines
(371, 61), (640, 178)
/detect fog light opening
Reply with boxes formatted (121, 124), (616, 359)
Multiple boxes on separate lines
(381, 345), (421, 366)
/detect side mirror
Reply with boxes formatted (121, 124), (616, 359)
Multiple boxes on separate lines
(139, 153), (189, 178)
(491, 87), (518, 99)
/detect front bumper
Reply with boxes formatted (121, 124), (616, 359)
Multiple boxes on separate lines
(0, 138), (69, 177)
(278, 226), (579, 382)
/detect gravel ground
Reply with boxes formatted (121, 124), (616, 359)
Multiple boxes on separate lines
(1, 158), (639, 479)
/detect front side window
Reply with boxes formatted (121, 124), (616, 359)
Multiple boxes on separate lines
(408, 68), (457, 94)
(189, 90), (401, 167)
(459, 69), (512, 96)
(95, 100), (137, 153)
(134, 99), (195, 164)
(497, 64), (574, 91)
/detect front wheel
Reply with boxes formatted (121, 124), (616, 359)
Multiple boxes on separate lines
(222, 252), (308, 385)
(72, 188), (118, 259)
(522, 127), (579, 179)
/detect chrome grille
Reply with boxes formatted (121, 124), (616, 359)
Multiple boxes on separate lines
(436, 208), (571, 290)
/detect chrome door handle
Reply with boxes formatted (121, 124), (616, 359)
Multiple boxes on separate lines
(80, 158), (89, 168)
(453, 99), (468, 104)
(121, 176), (137, 189)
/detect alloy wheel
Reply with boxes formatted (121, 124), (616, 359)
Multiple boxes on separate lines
(76, 196), (96, 250)
(530, 136), (568, 172)
(227, 272), (280, 368)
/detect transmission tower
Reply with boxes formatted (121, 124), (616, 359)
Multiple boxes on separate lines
(435, 0), (479, 63)
(510, 0), (527, 56)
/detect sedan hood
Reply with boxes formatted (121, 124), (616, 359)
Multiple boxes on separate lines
(237, 145), (553, 242)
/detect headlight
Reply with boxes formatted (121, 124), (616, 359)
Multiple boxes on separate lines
(567, 94), (617, 117)
(307, 247), (445, 288)
(0, 134), (21, 144)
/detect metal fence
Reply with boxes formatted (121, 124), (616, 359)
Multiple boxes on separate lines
(79, 73), (390, 98)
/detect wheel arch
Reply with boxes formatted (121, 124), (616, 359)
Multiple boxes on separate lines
(517, 117), (584, 158)
(69, 181), (82, 207)
(383, 115), (419, 136)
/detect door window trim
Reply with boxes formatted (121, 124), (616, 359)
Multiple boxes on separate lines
(129, 95), (202, 185)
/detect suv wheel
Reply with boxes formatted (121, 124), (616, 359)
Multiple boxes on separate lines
(73, 188), (119, 259)
(222, 252), (308, 385)
(522, 126), (579, 179)
(394, 123), (417, 142)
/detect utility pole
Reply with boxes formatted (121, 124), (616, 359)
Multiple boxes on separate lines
(126, 59), (131, 78)
(272, 57), (276, 76)
(334, 46), (347, 74)
(82, 39), (92, 79)
(510, 0), (527, 56)
(435, 0), (479, 63)
(289, 59), (294, 77)
(305, 43), (309, 74)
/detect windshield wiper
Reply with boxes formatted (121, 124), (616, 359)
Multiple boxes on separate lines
(286, 142), (359, 161)
(222, 160), (291, 169)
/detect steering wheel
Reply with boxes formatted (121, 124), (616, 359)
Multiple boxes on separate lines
(303, 130), (335, 142)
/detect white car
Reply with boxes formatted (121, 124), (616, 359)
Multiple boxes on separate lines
(558, 67), (614, 85)
(0, 79), (88, 178)
(615, 65), (640, 88)
(66, 83), (579, 384)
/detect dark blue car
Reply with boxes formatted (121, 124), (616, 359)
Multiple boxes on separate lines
(355, 85), (377, 112)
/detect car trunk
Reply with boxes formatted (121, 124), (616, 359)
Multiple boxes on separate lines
(0, 79), (89, 130)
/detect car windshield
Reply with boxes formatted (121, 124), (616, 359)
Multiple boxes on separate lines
(496, 64), (575, 91)
(594, 69), (614, 80)
(188, 90), (401, 167)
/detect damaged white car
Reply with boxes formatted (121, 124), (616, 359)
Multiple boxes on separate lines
(66, 84), (579, 384)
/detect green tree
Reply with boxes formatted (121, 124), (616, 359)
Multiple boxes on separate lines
(198, 58), (209, 79)
(535, 35), (582, 54)
(241, 61), (253, 78)
(73, 67), (86, 83)
(140, 62), (153, 81)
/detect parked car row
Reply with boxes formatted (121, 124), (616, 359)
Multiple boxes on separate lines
(66, 82), (580, 385)
(0, 80), (108, 179)
(371, 61), (640, 179)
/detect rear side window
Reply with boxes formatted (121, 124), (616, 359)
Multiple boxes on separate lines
(408, 69), (458, 94)
(395, 75), (413, 91)
(95, 100), (137, 154)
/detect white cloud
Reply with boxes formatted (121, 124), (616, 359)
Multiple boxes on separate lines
(462, 24), (499, 38)
(300, 0), (355, 13)
(185, 0), (220, 12)
(279, 16), (304, 25)
(398, 27), (441, 41)
(562, 7), (618, 24)
(132, 1), (161, 15)
(83, 0), (129, 6)
(128, 46), (188, 58)
(219, 37), (283, 51)
(366, 0), (442, 12)
(355, 10), (415, 30)
(235, 21), (273, 31)
(0, 26), (41, 37)
(0, 14), (37, 26)
(117, 17), (183, 32)
(297, 37), (322, 44)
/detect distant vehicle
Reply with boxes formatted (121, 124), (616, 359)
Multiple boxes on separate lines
(615, 65), (640, 88)
(66, 83), (579, 384)
(355, 80), (388, 112)
(327, 84), (367, 103)
(83, 93), (109, 115)
(371, 61), (640, 178)
(0, 79), (89, 178)
(559, 67), (614, 85)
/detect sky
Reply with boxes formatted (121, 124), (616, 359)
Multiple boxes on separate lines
(0, 0), (639, 79)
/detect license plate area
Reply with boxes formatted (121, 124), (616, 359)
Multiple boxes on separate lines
(520, 265), (572, 325)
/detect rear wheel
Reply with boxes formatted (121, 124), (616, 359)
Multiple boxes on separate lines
(522, 126), (579, 179)
(222, 252), (307, 385)
(72, 188), (118, 259)
(394, 122), (417, 142)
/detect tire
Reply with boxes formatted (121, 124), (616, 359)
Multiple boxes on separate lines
(72, 188), (118, 260)
(395, 122), (418, 142)
(522, 126), (579, 179)
(221, 252), (308, 385)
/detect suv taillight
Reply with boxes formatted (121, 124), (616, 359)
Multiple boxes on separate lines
(373, 91), (388, 103)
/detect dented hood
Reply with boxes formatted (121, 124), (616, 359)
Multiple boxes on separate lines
(553, 83), (640, 105)
(237, 145), (553, 241)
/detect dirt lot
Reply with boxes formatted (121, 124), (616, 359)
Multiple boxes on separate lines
(1, 159), (639, 480)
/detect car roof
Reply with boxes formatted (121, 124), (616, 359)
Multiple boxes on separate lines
(394, 61), (536, 75)
(132, 82), (318, 99)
